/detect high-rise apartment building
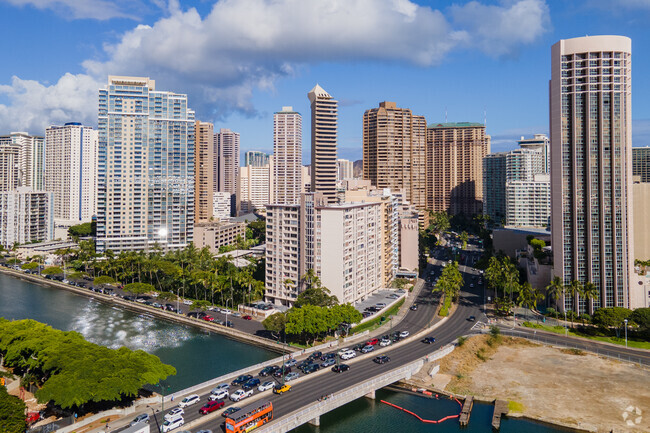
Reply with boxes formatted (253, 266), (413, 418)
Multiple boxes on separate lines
(97, 76), (195, 252)
(265, 202), (302, 305)
(0, 187), (53, 248)
(363, 101), (427, 210)
(482, 152), (508, 224)
(44, 123), (98, 228)
(273, 106), (302, 205)
(245, 151), (270, 168)
(215, 128), (240, 216)
(308, 84), (338, 204)
(550, 36), (634, 313)
(518, 134), (550, 174)
(426, 122), (490, 216)
(337, 159), (354, 181)
(0, 132), (44, 191)
(239, 157), (273, 214)
(194, 121), (214, 223)
(632, 147), (650, 183)
(213, 191), (231, 220)
(505, 174), (551, 228)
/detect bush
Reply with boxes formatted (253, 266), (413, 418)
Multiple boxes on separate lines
(457, 336), (467, 346)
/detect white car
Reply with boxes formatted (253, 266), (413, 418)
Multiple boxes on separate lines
(183, 300), (192, 305)
(337, 347), (351, 356)
(178, 394), (200, 408)
(161, 417), (184, 432)
(399, 330), (410, 338)
(211, 383), (229, 394)
(340, 350), (356, 360)
(208, 390), (228, 401)
(379, 338), (392, 347)
(164, 408), (184, 421)
(258, 381), (275, 392)
(230, 389), (253, 402)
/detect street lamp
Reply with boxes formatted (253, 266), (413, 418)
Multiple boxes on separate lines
(624, 318), (628, 348)
(224, 299), (231, 325)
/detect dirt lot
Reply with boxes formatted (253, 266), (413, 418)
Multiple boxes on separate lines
(408, 335), (650, 433)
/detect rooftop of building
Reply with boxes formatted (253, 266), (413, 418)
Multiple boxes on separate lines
(427, 122), (485, 128)
(229, 213), (261, 223)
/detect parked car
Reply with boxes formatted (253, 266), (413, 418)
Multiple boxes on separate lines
(230, 389), (253, 402)
(178, 394), (200, 408)
(130, 413), (150, 425)
(360, 345), (374, 354)
(273, 383), (292, 394)
(231, 375), (252, 386)
(223, 321), (234, 327)
(332, 364), (350, 373)
(199, 400), (225, 415)
(161, 417), (184, 432)
(422, 337), (436, 344)
(242, 315), (253, 320)
(321, 358), (336, 367)
(221, 407), (240, 417)
(374, 355), (390, 364)
(375, 303), (387, 309)
(258, 381), (275, 392)
(164, 408), (184, 421)
(399, 330), (410, 338)
(285, 372), (300, 381)
(203, 315), (214, 322)
(242, 378), (261, 390)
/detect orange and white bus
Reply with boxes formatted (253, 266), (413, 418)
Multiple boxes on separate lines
(224, 400), (273, 433)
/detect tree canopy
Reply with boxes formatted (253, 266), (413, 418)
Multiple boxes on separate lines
(68, 222), (95, 239)
(630, 308), (650, 330)
(0, 387), (26, 433)
(592, 307), (632, 328)
(0, 319), (176, 410)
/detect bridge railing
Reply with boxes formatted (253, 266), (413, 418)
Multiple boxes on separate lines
(489, 328), (650, 368)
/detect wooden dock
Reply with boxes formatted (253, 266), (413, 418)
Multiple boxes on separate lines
(491, 400), (509, 430)
(458, 396), (474, 426)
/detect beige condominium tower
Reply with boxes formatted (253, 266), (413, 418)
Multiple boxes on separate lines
(194, 121), (214, 223)
(426, 122), (490, 216)
(550, 35), (635, 313)
(363, 101), (427, 210)
(273, 106), (302, 205)
(308, 84), (338, 204)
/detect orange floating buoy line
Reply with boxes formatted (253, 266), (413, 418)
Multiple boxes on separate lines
(380, 399), (463, 424)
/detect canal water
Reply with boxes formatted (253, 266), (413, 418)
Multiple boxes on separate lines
(0, 273), (568, 432)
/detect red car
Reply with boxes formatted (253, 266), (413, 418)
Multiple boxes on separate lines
(366, 338), (379, 346)
(203, 315), (215, 322)
(199, 399), (225, 414)
(243, 315), (253, 320)
(25, 412), (40, 424)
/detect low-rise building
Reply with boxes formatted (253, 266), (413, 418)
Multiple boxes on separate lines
(193, 220), (246, 254)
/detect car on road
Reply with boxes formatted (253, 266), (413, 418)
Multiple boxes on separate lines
(208, 390), (228, 401)
(130, 413), (150, 425)
(283, 358), (297, 368)
(409, 304), (418, 311)
(422, 337), (436, 344)
(196, 430), (212, 433)
(178, 394), (200, 408)
(374, 355), (390, 364)
(273, 366), (291, 378)
(258, 381), (275, 392)
(379, 338), (392, 347)
(332, 364), (350, 373)
(243, 315), (253, 320)
(161, 416), (184, 432)
(285, 372), (300, 381)
(360, 345), (374, 354)
(258, 366), (278, 377)
(211, 383), (229, 393)
(164, 408), (184, 421)
(307, 351), (322, 361)
(399, 330), (410, 338)
(302, 363), (320, 374)
(469, 283), (474, 288)
(199, 400), (225, 415)
(321, 358), (336, 367)
(366, 338), (379, 346)
(231, 374), (252, 386)
(337, 347), (351, 356)
(242, 378), (261, 390)
(223, 320), (234, 327)
(273, 384), (292, 394)
(221, 407), (240, 417)
(202, 315), (214, 322)
(340, 350), (356, 360)
(468, 315), (476, 322)
(230, 389), (253, 402)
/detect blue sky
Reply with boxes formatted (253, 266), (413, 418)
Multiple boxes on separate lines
(1, 0), (650, 163)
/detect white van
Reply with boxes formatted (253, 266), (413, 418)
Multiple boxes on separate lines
(340, 350), (356, 360)
(161, 416), (184, 432)
(178, 394), (200, 408)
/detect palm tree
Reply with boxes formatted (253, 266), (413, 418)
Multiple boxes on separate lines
(545, 276), (564, 310)
(567, 280), (584, 327)
(581, 282), (599, 316)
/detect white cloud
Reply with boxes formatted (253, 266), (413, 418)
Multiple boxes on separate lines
(0, 0), (143, 20)
(0, 0), (551, 132)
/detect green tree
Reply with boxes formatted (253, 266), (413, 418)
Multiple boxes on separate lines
(592, 307), (632, 329)
(68, 222), (95, 239)
(0, 387), (26, 433)
(545, 276), (564, 309)
(248, 220), (266, 243)
(93, 275), (116, 286)
(21, 262), (39, 271)
(41, 266), (63, 275)
(460, 231), (469, 250)
(630, 308), (650, 330)
(285, 307), (304, 336)
(428, 211), (450, 236)
(294, 286), (338, 308)
(123, 282), (155, 296)
(262, 312), (286, 337)
(581, 282), (599, 313)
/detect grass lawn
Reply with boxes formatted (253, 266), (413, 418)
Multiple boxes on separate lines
(522, 322), (650, 350)
(352, 299), (405, 334)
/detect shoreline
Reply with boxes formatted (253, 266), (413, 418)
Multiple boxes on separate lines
(0, 267), (290, 354)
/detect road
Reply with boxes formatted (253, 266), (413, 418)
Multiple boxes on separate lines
(128, 260), (484, 433)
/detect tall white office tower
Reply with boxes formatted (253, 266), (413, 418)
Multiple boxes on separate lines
(550, 36), (634, 313)
(273, 106), (302, 205)
(308, 85), (338, 204)
(97, 76), (195, 253)
(45, 123), (98, 228)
